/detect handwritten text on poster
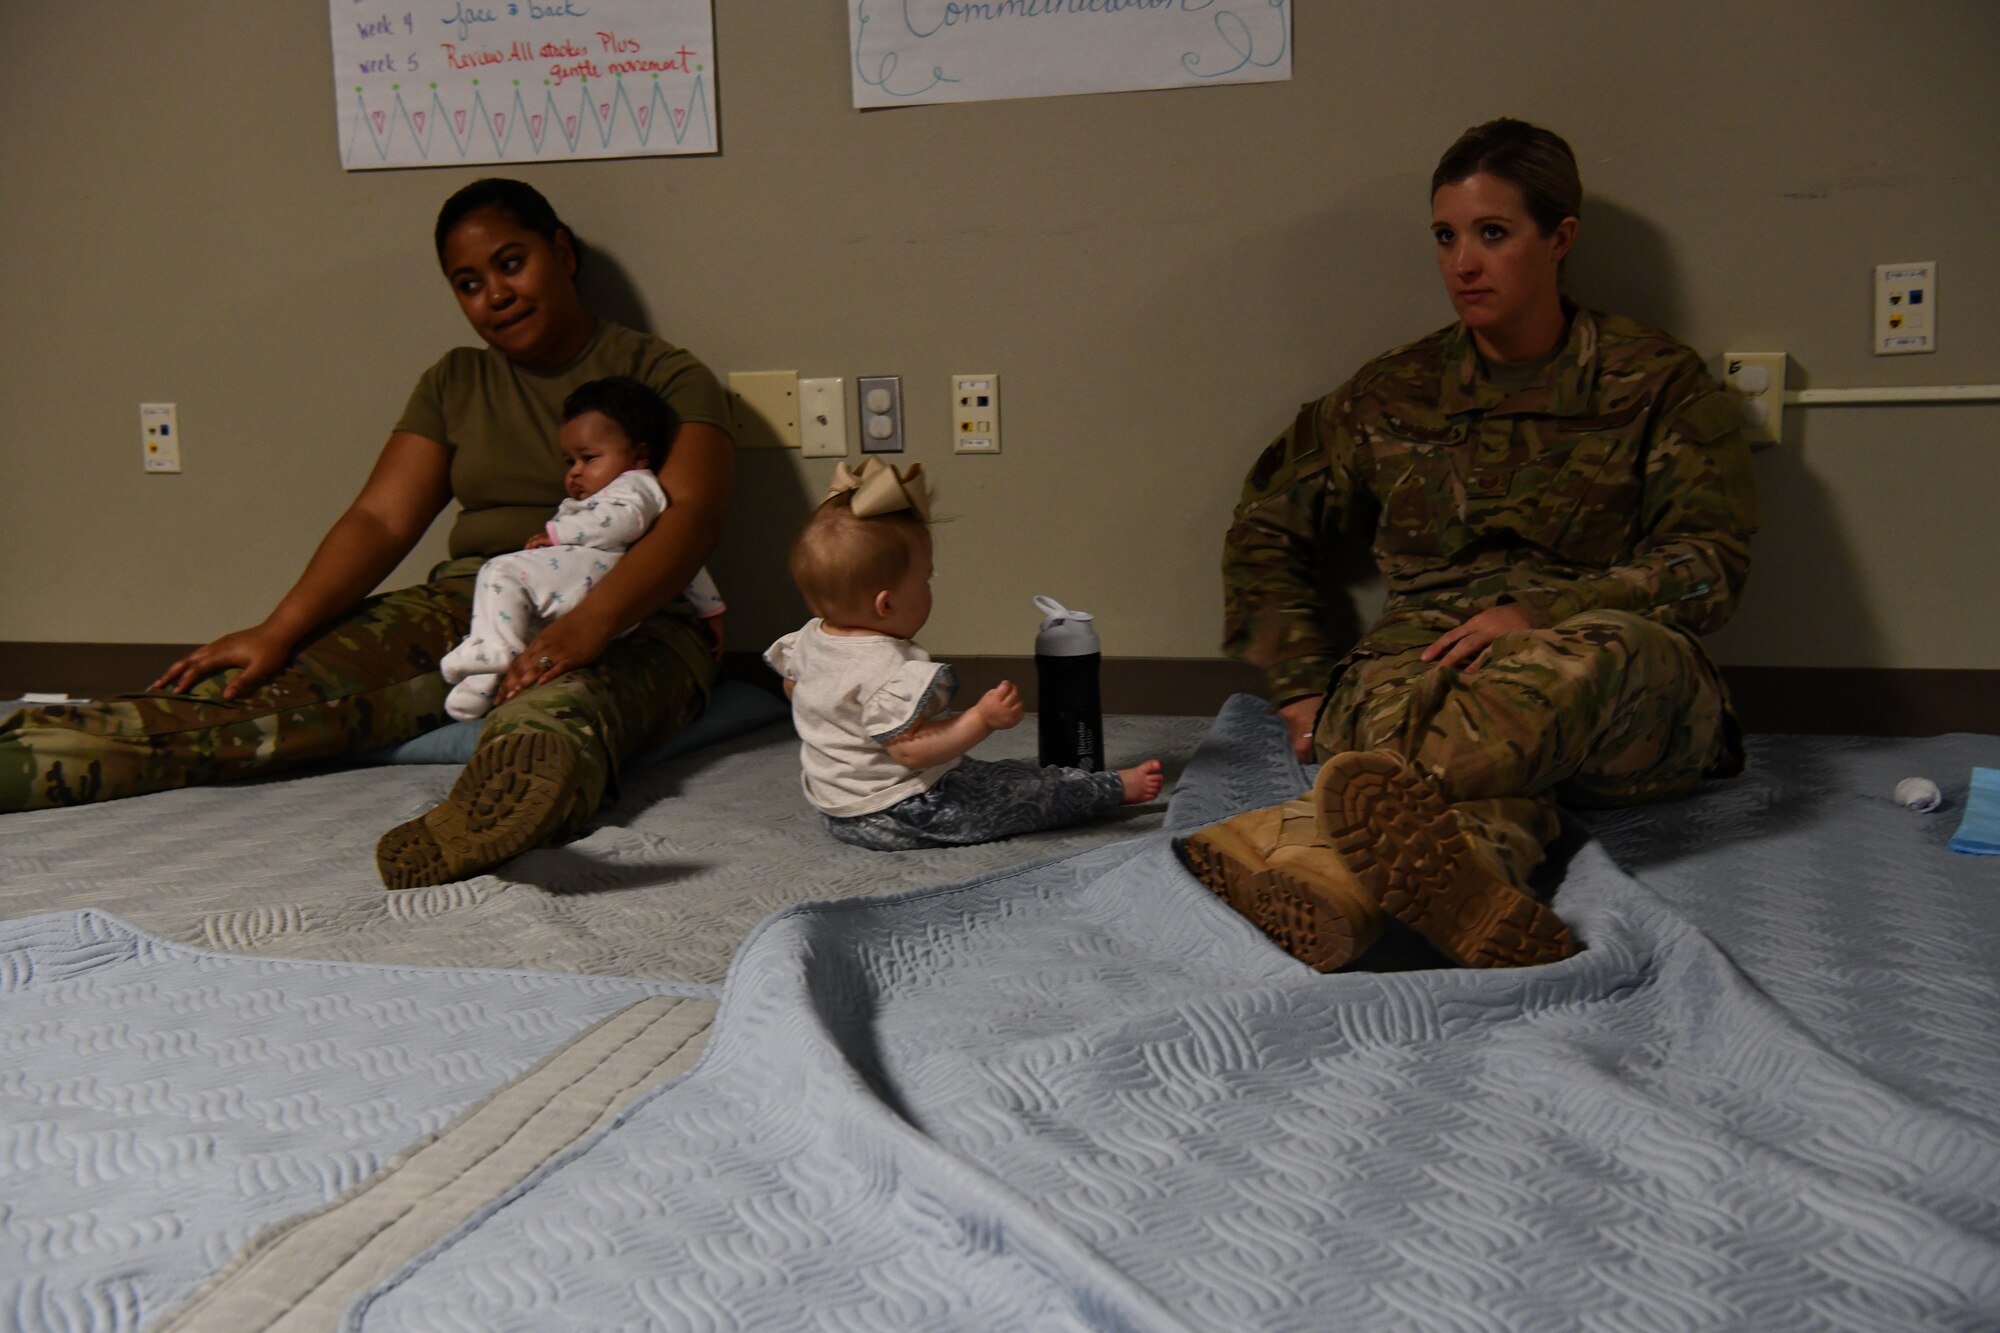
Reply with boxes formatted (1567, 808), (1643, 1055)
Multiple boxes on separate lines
(331, 0), (718, 170)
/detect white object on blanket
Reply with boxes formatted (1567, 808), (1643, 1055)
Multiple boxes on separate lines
(21, 692), (77, 703)
(1895, 776), (1943, 812)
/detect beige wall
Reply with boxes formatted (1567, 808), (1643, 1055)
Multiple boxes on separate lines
(4, 3), (1996, 671)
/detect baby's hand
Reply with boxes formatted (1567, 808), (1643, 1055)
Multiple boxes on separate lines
(975, 680), (1025, 731)
(524, 532), (553, 550)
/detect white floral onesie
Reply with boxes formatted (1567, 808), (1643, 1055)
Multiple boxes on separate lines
(440, 469), (723, 720)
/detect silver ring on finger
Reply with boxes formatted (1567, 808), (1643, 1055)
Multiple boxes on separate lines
(538, 656), (555, 670)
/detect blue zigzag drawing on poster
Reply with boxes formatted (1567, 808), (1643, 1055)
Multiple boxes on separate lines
(343, 72), (713, 165)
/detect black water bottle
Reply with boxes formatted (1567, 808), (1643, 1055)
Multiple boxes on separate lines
(1033, 595), (1105, 772)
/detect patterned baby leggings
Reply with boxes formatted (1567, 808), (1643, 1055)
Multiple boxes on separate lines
(823, 757), (1124, 851)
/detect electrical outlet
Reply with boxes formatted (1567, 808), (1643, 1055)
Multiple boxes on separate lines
(1723, 352), (1786, 446)
(799, 377), (849, 458)
(857, 375), (904, 454)
(951, 374), (1001, 454)
(141, 402), (181, 473)
(727, 371), (800, 448)
(1875, 262), (1936, 355)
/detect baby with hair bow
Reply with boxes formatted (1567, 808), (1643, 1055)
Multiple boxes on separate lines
(765, 458), (1162, 851)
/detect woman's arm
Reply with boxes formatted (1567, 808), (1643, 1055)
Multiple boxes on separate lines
(153, 432), (454, 697)
(494, 421), (734, 701)
(1221, 398), (1369, 710)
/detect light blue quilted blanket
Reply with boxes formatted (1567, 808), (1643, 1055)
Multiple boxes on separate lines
(343, 699), (2000, 1331)
(7, 698), (1999, 1330)
(0, 914), (705, 1330)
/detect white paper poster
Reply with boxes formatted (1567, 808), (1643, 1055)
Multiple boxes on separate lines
(849, 0), (1290, 108)
(330, 0), (718, 170)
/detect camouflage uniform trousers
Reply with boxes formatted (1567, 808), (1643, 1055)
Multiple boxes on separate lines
(0, 556), (714, 835)
(1311, 608), (1738, 887)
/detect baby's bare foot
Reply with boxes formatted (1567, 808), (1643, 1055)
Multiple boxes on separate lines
(1120, 759), (1164, 804)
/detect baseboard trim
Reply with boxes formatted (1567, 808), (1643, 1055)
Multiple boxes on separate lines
(729, 653), (2000, 737)
(0, 642), (201, 700)
(718, 651), (1265, 716)
(7, 643), (1994, 737)
(1717, 665), (2000, 738)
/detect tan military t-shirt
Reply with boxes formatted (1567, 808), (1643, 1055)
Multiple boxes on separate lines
(396, 322), (733, 559)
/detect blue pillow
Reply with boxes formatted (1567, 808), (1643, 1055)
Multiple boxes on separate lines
(356, 678), (790, 767)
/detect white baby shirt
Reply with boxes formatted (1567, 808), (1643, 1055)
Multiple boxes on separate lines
(764, 620), (960, 817)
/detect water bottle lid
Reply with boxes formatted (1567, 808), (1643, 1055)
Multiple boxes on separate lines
(1033, 595), (1100, 657)
(1032, 594), (1094, 624)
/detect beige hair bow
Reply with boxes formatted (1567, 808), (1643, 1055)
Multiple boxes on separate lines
(824, 458), (930, 521)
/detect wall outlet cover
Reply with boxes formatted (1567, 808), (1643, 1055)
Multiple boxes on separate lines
(141, 401), (182, 473)
(1874, 262), (1936, 356)
(857, 375), (905, 454)
(951, 373), (1001, 454)
(727, 371), (801, 448)
(1722, 352), (1786, 446)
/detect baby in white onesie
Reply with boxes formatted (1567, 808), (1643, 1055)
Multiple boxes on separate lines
(440, 376), (723, 721)
(765, 458), (1163, 851)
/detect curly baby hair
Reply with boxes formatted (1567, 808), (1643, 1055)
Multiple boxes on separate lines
(561, 376), (677, 470)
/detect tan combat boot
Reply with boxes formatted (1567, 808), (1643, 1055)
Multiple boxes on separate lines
(1314, 750), (1576, 968)
(376, 731), (582, 889)
(1175, 799), (1386, 971)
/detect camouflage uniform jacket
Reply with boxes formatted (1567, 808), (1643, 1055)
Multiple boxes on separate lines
(1223, 307), (1759, 702)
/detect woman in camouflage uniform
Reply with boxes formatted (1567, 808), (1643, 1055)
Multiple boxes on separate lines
(1, 180), (735, 889)
(1183, 119), (1758, 971)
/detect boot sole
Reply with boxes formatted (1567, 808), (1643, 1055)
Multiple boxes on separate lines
(1175, 820), (1374, 972)
(1315, 752), (1576, 969)
(376, 731), (579, 890)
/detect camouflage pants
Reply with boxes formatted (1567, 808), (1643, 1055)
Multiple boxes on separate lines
(1312, 609), (1738, 887)
(0, 557), (715, 833)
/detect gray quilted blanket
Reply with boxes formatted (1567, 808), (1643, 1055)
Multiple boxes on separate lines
(6, 698), (2000, 1330)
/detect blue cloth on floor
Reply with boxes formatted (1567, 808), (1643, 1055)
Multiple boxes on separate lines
(354, 678), (789, 767)
(1948, 766), (2000, 855)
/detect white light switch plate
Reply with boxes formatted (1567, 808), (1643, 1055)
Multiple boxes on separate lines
(800, 377), (848, 458)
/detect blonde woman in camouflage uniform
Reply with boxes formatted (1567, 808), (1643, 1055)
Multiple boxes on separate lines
(1181, 119), (1757, 971)
(1, 180), (733, 889)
